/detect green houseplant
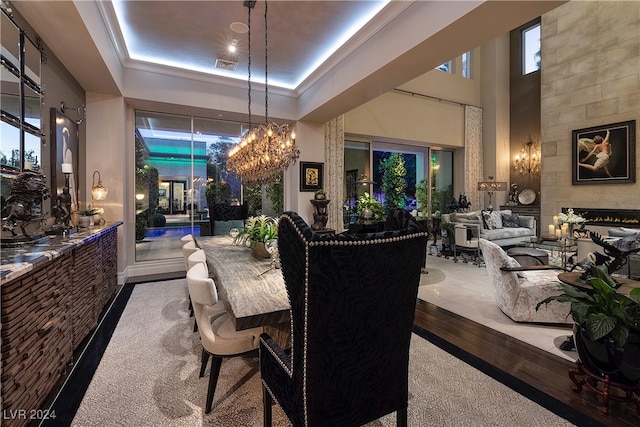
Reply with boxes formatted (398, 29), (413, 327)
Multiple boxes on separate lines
(234, 215), (278, 259)
(355, 192), (384, 222)
(77, 206), (100, 228)
(537, 264), (640, 383)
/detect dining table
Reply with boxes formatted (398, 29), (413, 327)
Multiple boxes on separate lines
(197, 235), (291, 347)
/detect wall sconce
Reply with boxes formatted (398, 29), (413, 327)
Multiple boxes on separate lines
(91, 170), (108, 201)
(477, 176), (507, 210)
(513, 138), (540, 174)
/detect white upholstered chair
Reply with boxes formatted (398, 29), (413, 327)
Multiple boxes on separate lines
(182, 240), (199, 270)
(186, 262), (262, 413)
(181, 233), (195, 246)
(479, 238), (572, 324)
(453, 223), (481, 266)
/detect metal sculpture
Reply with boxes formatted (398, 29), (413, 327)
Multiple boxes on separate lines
(1, 170), (50, 240)
(589, 231), (640, 275)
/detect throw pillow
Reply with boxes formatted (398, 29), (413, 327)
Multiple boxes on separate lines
(502, 213), (520, 228)
(482, 210), (503, 230)
(481, 210), (491, 229)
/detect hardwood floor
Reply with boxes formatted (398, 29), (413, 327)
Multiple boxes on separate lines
(414, 299), (639, 427)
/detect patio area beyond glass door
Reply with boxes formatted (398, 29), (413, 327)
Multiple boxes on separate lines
(157, 180), (186, 215)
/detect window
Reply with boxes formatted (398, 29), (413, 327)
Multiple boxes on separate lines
(134, 111), (282, 262)
(522, 23), (541, 74)
(461, 51), (473, 79)
(429, 150), (453, 216)
(435, 61), (452, 73)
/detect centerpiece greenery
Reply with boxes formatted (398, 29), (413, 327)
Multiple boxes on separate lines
(78, 206), (100, 217)
(536, 264), (640, 383)
(234, 215), (278, 258)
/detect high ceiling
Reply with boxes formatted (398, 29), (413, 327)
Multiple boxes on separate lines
(112, 0), (390, 90)
(11, 1), (566, 122)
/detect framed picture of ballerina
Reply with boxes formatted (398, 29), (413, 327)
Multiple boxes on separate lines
(572, 120), (635, 185)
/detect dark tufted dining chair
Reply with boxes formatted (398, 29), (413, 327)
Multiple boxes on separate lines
(259, 211), (428, 427)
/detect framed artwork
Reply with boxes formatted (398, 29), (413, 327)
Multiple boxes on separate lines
(300, 162), (323, 191)
(50, 108), (80, 211)
(572, 120), (635, 185)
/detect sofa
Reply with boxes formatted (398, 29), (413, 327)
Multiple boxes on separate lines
(441, 209), (536, 247)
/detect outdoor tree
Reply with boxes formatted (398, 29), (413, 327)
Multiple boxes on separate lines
(380, 152), (407, 212)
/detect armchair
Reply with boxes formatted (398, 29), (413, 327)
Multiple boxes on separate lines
(260, 211), (428, 427)
(478, 239), (572, 324)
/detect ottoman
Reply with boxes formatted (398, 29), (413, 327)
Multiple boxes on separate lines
(506, 247), (549, 267)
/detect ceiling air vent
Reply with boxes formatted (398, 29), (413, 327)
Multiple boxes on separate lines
(215, 58), (238, 71)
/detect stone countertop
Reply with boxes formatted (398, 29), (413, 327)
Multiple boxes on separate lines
(0, 222), (123, 283)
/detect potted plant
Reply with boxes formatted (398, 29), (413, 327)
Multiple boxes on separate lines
(77, 206), (100, 228)
(233, 215), (279, 259)
(355, 192), (384, 223)
(536, 264), (640, 384)
(314, 189), (326, 200)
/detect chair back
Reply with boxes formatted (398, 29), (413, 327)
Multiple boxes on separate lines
(182, 240), (199, 270)
(455, 224), (479, 248)
(384, 208), (422, 231)
(186, 263), (220, 317)
(181, 234), (195, 246)
(273, 211), (428, 426)
(187, 249), (209, 274)
(479, 239), (522, 306)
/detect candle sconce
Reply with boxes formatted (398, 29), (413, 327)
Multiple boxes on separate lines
(51, 163), (73, 232)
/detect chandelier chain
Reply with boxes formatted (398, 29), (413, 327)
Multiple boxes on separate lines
(264, 0), (268, 123)
(226, 0), (299, 185)
(247, 4), (252, 127)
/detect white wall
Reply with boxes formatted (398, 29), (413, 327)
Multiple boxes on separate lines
(285, 121), (325, 225)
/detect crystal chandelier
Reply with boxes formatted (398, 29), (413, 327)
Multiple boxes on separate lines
(513, 138), (540, 174)
(227, 0), (299, 185)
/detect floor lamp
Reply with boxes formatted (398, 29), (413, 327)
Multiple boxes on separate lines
(477, 176), (507, 210)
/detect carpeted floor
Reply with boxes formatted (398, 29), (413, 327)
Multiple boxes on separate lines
(69, 279), (576, 426)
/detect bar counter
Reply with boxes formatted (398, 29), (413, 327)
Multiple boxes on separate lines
(1, 222), (122, 427)
(1, 222), (123, 282)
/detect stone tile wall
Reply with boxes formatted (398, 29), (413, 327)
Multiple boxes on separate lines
(540, 1), (640, 225)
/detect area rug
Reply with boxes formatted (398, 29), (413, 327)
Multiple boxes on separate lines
(71, 279), (575, 426)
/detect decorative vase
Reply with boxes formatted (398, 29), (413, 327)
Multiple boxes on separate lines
(78, 216), (91, 228)
(314, 193), (326, 200)
(251, 242), (271, 259)
(573, 323), (640, 384)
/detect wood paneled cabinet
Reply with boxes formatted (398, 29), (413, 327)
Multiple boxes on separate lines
(501, 205), (541, 237)
(1, 226), (119, 426)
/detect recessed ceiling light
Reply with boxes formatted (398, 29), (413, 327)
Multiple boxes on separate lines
(228, 38), (238, 53)
(230, 22), (248, 34)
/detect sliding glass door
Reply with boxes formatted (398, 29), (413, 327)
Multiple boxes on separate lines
(343, 138), (453, 225)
